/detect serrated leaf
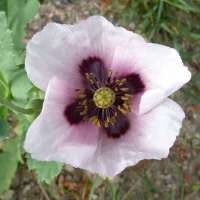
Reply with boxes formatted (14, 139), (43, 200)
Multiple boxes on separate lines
(0, 11), (32, 107)
(14, 113), (31, 154)
(0, 0), (40, 65)
(0, 138), (21, 195)
(27, 153), (63, 183)
(0, 118), (10, 141)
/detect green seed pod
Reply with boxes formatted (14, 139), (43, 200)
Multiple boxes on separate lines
(25, 99), (44, 122)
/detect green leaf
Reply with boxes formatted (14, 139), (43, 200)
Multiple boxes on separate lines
(0, 138), (21, 195)
(1, 0), (40, 65)
(0, 11), (32, 107)
(26, 153), (63, 183)
(0, 118), (10, 141)
(14, 113), (31, 154)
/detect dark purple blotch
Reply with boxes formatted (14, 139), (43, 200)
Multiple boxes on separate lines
(120, 73), (145, 95)
(103, 110), (130, 139)
(79, 57), (108, 88)
(64, 100), (83, 125)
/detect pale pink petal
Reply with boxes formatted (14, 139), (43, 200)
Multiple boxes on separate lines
(79, 98), (185, 177)
(24, 76), (99, 167)
(25, 15), (145, 91)
(111, 44), (191, 115)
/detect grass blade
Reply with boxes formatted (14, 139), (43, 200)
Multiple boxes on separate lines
(82, 177), (90, 200)
(88, 174), (99, 200)
(181, 88), (200, 103)
(130, 168), (171, 199)
(190, 70), (200, 91)
(157, 0), (164, 22)
(43, 183), (61, 200)
(50, 182), (78, 199)
(143, 169), (153, 200)
(106, 177), (116, 200)
(172, 152), (184, 200)
(117, 174), (125, 200)
(171, 184), (175, 200)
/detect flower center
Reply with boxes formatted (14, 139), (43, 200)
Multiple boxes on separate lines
(93, 87), (115, 108)
(74, 70), (134, 130)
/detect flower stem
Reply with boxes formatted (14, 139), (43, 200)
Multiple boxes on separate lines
(0, 96), (33, 115)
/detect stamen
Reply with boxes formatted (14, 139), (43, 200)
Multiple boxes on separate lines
(110, 117), (115, 125)
(98, 121), (102, 127)
(85, 73), (90, 79)
(107, 116), (110, 123)
(89, 116), (96, 122)
(90, 73), (96, 78)
(120, 88), (129, 92)
(104, 121), (108, 128)
(125, 94), (134, 98)
(114, 112), (117, 117)
(125, 102), (133, 106)
(115, 80), (120, 84)
(80, 109), (87, 115)
(76, 106), (83, 109)
(75, 89), (81, 92)
(115, 71), (119, 76)
(123, 103), (129, 110)
(120, 108), (127, 115)
(89, 79), (94, 84)
(93, 119), (99, 127)
(127, 107), (131, 113)
(121, 78), (126, 83)
(75, 95), (86, 99)
(118, 83), (123, 86)
(121, 96), (129, 101)
(83, 115), (89, 122)
(115, 87), (118, 91)
(77, 89), (86, 93)
(83, 100), (87, 105)
(108, 69), (112, 78)
(93, 118), (98, 124)
(111, 80), (114, 84)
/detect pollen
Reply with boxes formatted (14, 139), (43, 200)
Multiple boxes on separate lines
(93, 87), (115, 108)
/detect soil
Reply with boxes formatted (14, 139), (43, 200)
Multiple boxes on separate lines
(1, 0), (200, 200)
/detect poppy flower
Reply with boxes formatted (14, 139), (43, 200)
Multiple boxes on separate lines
(24, 16), (191, 177)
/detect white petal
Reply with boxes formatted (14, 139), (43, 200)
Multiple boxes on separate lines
(25, 15), (145, 91)
(111, 44), (191, 115)
(24, 76), (99, 167)
(79, 98), (185, 177)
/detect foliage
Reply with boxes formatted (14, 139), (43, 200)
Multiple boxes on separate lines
(0, 138), (22, 194)
(26, 153), (63, 183)
(0, 11), (32, 119)
(0, 118), (10, 141)
(0, 0), (40, 65)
